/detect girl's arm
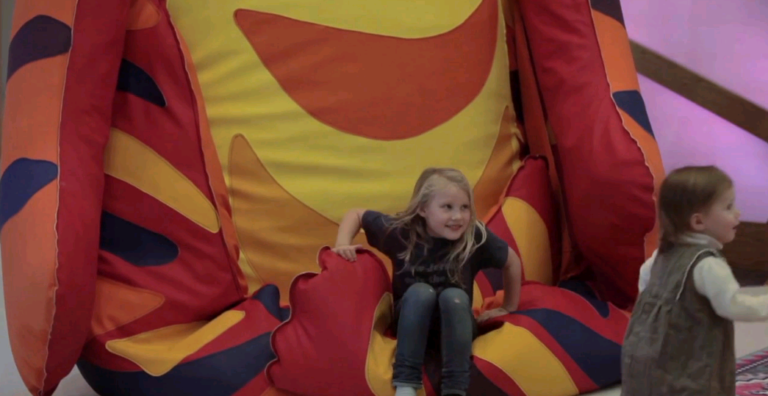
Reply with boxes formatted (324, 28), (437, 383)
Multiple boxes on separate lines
(335, 209), (366, 247)
(477, 246), (522, 323)
(501, 247), (523, 312)
(333, 209), (367, 261)
(693, 256), (768, 322)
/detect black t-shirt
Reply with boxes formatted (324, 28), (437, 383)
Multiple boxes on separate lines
(361, 210), (509, 307)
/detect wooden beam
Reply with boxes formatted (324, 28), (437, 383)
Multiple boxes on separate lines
(630, 41), (768, 144)
(724, 221), (768, 286)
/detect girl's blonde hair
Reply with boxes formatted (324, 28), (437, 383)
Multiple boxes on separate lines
(387, 167), (486, 285)
(658, 165), (733, 253)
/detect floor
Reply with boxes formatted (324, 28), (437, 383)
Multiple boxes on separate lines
(2, 257), (767, 396)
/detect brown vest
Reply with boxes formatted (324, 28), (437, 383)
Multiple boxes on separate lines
(621, 244), (735, 396)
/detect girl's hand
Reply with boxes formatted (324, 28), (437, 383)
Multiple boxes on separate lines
(477, 307), (510, 323)
(332, 245), (364, 261)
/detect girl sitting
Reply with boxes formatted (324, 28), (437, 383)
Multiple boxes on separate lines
(333, 167), (522, 396)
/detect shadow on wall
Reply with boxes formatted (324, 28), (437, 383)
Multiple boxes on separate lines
(1, 0), (16, 135)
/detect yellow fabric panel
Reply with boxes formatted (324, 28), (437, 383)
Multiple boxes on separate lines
(365, 293), (426, 396)
(229, 134), (392, 302)
(472, 281), (483, 310)
(473, 323), (578, 396)
(103, 128), (220, 233)
(474, 106), (524, 221)
(238, 251), (264, 296)
(106, 310), (245, 376)
(167, 0), (517, 223)
(176, 0), (481, 38)
(501, 197), (553, 285)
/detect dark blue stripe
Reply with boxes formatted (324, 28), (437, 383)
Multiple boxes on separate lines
(613, 90), (655, 138)
(557, 280), (610, 318)
(77, 331), (275, 396)
(99, 211), (179, 266)
(590, 0), (625, 26)
(0, 158), (58, 232)
(251, 284), (290, 322)
(117, 59), (167, 107)
(517, 308), (622, 387)
(7, 15), (72, 82)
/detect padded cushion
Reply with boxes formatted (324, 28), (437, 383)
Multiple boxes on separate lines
(268, 247), (627, 395)
(267, 247), (392, 395)
(517, 0), (664, 309)
(479, 156), (561, 297)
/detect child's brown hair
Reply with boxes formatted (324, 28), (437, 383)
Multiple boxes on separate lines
(658, 166), (733, 253)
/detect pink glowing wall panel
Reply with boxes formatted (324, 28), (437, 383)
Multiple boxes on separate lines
(638, 76), (768, 223)
(624, 0), (768, 223)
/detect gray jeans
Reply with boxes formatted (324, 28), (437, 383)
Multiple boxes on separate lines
(391, 283), (475, 396)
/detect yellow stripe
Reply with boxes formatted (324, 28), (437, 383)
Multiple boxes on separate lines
(501, 197), (553, 285)
(473, 323), (578, 395)
(104, 128), (220, 233)
(473, 281), (483, 310)
(365, 293), (426, 396)
(106, 310), (245, 376)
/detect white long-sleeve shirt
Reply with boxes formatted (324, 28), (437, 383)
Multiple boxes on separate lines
(638, 233), (768, 322)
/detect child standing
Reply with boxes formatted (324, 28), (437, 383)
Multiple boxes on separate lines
(333, 168), (522, 396)
(622, 166), (768, 395)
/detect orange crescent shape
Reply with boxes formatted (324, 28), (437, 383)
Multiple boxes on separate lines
(234, 0), (497, 140)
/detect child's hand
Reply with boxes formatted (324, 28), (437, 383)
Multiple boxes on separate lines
(332, 245), (364, 261)
(477, 307), (510, 323)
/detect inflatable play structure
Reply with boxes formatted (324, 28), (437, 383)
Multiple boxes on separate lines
(1, 0), (664, 394)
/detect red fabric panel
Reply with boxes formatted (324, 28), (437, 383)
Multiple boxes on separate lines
(80, 177), (250, 371)
(116, 11), (244, 293)
(485, 156), (560, 286)
(267, 248), (391, 395)
(518, 0), (656, 309)
(45, 1), (130, 394)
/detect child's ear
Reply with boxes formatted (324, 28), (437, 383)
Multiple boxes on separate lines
(689, 213), (706, 232)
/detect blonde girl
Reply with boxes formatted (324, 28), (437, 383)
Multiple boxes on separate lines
(334, 168), (522, 396)
(622, 166), (768, 395)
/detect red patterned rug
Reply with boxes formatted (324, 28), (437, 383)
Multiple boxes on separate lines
(737, 347), (768, 395)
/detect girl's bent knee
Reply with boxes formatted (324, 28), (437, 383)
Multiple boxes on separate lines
(438, 288), (470, 308)
(403, 283), (437, 302)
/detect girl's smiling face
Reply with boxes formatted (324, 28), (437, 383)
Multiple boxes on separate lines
(418, 184), (471, 241)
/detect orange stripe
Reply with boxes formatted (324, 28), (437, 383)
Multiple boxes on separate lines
(127, 0), (160, 30)
(591, 11), (639, 93)
(90, 277), (165, 338)
(1, 55), (68, 171)
(175, 24), (245, 292)
(1, 3), (76, 393)
(10, 0), (77, 37)
(1, 183), (58, 393)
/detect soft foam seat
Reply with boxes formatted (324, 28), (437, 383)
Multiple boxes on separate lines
(268, 248), (627, 396)
(1, 0), (658, 394)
